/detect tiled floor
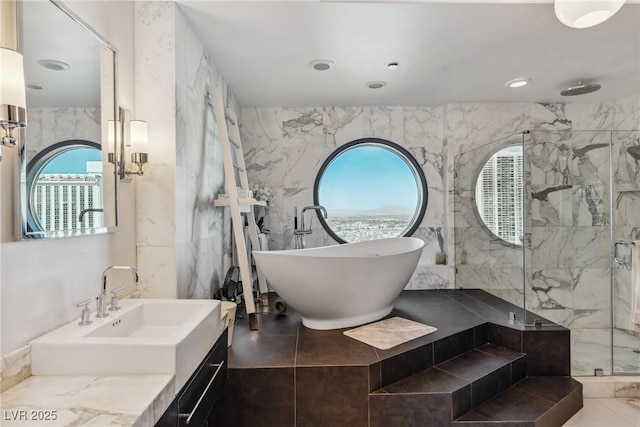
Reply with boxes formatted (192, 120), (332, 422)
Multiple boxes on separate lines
(564, 398), (640, 426)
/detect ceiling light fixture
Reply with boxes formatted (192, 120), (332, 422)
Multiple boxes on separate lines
(38, 59), (71, 71)
(309, 60), (334, 71)
(505, 77), (531, 88)
(366, 81), (386, 89)
(554, 0), (626, 29)
(387, 62), (399, 70)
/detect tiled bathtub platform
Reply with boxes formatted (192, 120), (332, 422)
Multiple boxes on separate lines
(210, 290), (582, 427)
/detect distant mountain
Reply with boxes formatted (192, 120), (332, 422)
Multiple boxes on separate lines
(328, 205), (414, 217)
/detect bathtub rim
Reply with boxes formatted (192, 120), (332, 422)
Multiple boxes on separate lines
(252, 236), (425, 258)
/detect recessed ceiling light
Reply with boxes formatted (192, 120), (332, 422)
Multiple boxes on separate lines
(366, 81), (386, 89)
(505, 77), (531, 88)
(309, 60), (334, 71)
(38, 59), (71, 71)
(26, 83), (43, 90)
(388, 62), (399, 70)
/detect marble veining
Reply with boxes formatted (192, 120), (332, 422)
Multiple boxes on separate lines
(0, 345), (31, 393)
(343, 317), (437, 350)
(241, 106), (448, 289)
(25, 108), (101, 163)
(451, 97), (639, 375)
(0, 374), (174, 427)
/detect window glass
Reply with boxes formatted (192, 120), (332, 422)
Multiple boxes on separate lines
(314, 139), (427, 243)
(475, 145), (523, 246)
(27, 141), (103, 233)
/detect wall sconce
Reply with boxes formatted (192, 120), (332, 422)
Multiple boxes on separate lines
(106, 115), (148, 179)
(0, 48), (27, 161)
(555, 0), (626, 28)
(128, 120), (148, 176)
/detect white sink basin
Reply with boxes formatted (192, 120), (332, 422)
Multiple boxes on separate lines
(30, 299), (222, 393)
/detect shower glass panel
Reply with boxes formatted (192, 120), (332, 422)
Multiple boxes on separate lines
(453, 133), (526, 320)
(523, 130), (613, 375)
(458, 129), (640, 376)
(611, 130), (640, 374)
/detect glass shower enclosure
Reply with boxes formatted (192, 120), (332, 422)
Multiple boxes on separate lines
(454, 129), (640, 376)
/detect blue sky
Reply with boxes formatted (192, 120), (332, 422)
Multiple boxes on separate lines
(42, 148), (102, 174)
(318, 146), (419, 211)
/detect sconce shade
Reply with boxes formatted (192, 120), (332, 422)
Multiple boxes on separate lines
(0, 47), (26, 110)
(129, 120), (148, 153)
(554, 0), (625, 28)
(106, 120), (119, 152)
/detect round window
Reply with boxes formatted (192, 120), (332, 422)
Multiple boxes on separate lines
(313, 138), (428, 243)
(474, 144), (523, 246)
(26, 140), (103, 233)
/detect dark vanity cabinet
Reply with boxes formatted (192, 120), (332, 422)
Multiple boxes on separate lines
(156, 329), (228, 427)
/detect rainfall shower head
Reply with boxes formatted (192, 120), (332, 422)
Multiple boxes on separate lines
(560, 83), (601, 97)
(627, 145), (640, 161)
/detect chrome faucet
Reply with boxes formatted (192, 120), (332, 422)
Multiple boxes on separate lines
(294, 205), (327, 249)
(79, 208), (104, 222)
(99, 266), (139, 317)
(301, 205), (327, 232)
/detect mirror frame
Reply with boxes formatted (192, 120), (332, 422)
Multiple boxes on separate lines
(17, 0), (119, 239)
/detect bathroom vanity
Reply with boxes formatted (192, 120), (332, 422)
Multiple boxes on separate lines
(0, 300), (228, 426)
(156, 329), (228, 427)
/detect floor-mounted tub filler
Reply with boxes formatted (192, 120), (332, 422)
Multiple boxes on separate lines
(253, 237), (424, 330)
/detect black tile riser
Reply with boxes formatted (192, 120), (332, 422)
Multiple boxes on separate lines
(210, 290), (578, 427)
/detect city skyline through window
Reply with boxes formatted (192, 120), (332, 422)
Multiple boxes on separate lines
(475, 145), (524, 246)
(29, 145), (103, 233)
(315, 140), (427, 243)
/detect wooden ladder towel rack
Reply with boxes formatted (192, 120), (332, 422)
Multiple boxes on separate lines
(208, 86), (268, 330)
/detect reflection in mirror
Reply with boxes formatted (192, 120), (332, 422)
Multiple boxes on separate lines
(314, 138), (428, 243)
(474, 145), (524, 246)
(18, 0), (117, 239)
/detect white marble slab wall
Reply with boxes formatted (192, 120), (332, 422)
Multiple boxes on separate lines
(135, 1), (178, 298)
(24, 108), (101, 162)
(240, 106), (454, 289)
(611, 129), (640, 374)
(135, 2), (238, 299)
(174, 7), (234, 300)
(448, 103), (531, 306)
(449, 96), (640, 375)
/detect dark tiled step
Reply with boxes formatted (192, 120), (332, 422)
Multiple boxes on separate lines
(436, 344), (527, 407)
(370, 344), (525, 426)
(453, 377), (583, 427)
(374, 324), (489, 388)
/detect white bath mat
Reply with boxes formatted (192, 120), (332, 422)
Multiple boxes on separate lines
(343, 317), (437, 350)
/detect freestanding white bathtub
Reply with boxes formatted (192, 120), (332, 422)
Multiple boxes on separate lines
(252, 237), (424, 330)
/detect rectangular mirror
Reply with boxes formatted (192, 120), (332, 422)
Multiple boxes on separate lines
(17, 0), (118, 239)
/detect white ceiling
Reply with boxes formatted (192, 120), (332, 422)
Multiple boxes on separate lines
(177, 0), (640, 107)
(21, 0), (103, 108)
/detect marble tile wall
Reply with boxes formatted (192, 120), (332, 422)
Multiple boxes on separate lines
(135, 2), (237, 300)
(174, 7), (235, 299)
(240, 106), (454, 289)
(450, 96), (640, 375)
(24, 108), (101, 163)
(135, 1), (178, 298)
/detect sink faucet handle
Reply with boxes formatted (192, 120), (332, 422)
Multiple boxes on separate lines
(76, 299), (94, 325)
(109, 286), (125, 311)
(96, 293), (109, 318)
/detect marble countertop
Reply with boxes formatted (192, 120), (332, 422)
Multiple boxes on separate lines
(0, 374), (174, 427)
